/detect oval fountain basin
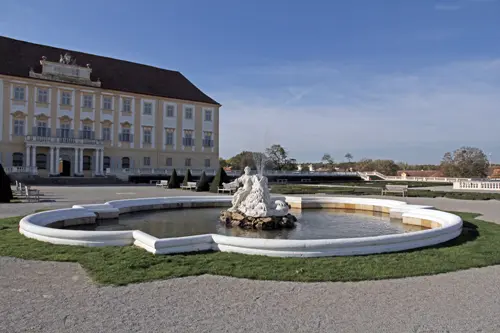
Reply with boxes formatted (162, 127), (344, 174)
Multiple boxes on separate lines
(60, 208), (426, 240)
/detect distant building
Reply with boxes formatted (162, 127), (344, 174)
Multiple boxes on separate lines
(0, 36), (220, 177)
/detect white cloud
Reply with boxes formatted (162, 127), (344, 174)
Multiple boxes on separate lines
(214, 59), (500, 163)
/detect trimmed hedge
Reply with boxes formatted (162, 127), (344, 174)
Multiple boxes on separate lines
(196, 171), (210, 192)
(182, 169), (193, 186)
(209, 167), (231, 193)
(0, 163), (13, 203)
(167, 169), (181, 189)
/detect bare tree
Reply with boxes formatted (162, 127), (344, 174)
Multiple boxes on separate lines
(344, 153), (353, 163)
(440, 147), (490, 178)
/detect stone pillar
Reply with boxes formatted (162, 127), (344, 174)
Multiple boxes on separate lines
(55, 147), (60, 175)
(31, 146), (36, 169)
(94, 149), (100, 175)
(79, 148), (84, 174)
(100, 149), (105, 175)
(74, 147), (79, 175)
(25, 146), (31, 167)
(49, 147), (54, 175)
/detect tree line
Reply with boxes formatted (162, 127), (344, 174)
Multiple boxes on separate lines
(220, 145), (492, 178)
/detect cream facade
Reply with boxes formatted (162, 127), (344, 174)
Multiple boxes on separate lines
(0, 63), (219, 177)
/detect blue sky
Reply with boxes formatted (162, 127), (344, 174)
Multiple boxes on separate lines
(2, 0), (500, 163)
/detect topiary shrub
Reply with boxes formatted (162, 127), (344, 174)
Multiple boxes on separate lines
(182, 169), (193, 186)
(196, 171), (210, 192)
(168, 169), (180, 189)
(0, 163), (13, 203)
(209, 167), (231, 193)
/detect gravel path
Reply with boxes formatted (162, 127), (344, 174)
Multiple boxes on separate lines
(2, 256), (500, 333)
(3, 186), (500, 332)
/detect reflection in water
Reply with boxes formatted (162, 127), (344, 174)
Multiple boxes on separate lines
(63, 208), (426, 240)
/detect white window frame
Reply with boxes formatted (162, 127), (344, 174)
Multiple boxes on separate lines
(102, 127), (111, 141)
(204, 110), (212, 122)
(103, 97), (112, 110)
(185, 158), (191, 167)
(166, 131), (174, 145)
(143, 102), (152, 115)
(60, 123), (71, 138)
(143, 128), (152, 144)
(14, 86), (25, 101)
(83, 95), (93, 108)
(61, 91), (72, 105)
(37, 89), (48, 103)
(13, 119), (24, 136)
(204, 158), (211, 168)
(166, 104), (175, 117)
(123, 98), (131, 112)
(185, 107), (193, 120)
(143, 156), (151, 166)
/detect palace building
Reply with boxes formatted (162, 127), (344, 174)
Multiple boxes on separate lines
(0, 36), (220, 178)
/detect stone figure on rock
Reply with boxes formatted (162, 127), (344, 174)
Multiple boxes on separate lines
(220, 166), (297, 230)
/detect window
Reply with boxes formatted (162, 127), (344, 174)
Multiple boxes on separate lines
(166, 105), (175, 117)
(143, 128), (152, 144)
(103, 156), (111, 169)
(185, 107), (193, 119)
(36, 153), (47, 170)
(122, 98), (131, 112)
(203, 132), (213, 147)
(143, 102), (152, 115)
(59, 123), (71, 138)
(165, 130), (174, 145)
(204, 159), (211, 168)
(37, 121), (48, 137)
(185, 158), (191, 167)
(204, 110), (212, 122)
(103, 97), (112, 110)
(120, 128), (132, 142)
(166, 157), (172, 166)
(83, 156), (91, 171)
(13, 119), (24, 136)
(12, 153), (23, 167)
(183, 132), (193, 146)
(37, 89), (48, 103)
(121, 157), (130, 168)
(83, 95), (93, 108)
(14, 87), (25, 101)
(143, 156), (151, 166)
(82, 125), (92, 140)
(61, 92), (71, 105)
(102, 127), (111, 141)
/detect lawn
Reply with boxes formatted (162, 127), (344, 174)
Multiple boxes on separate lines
(2, 211), (500, 286)
(271, 184), (500, 200)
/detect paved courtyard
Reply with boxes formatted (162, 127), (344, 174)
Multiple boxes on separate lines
(2, 186), (500, 332)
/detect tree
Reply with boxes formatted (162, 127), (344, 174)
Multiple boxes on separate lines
(167, 169), (180, 188)
(226, 151), (255, 170)
(182, 169), (193, 185)
(196, 171), (210, 192)
(0, 164), (13, 203)
(265, 144), (295, 171)
(219, 158), (229, 168)
(371, 159), (399, 176)
(344, 153), (353, 163)
(321, 153), (335, 170)
(210, 167), (231, 193)
(440, 147), (489, 178)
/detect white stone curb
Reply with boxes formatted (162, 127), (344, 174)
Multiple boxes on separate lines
(18, 196), (463, 257)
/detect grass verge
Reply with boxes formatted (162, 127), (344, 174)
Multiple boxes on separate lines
(1, 212), (499, 285)
(271, 184), (500, 200)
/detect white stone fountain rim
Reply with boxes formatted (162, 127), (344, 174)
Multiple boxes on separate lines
(18, 196), (463, 257)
